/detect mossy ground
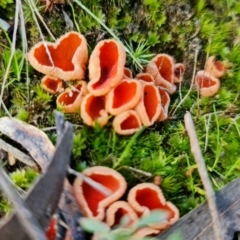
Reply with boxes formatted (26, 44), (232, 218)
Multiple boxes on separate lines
(0, 0), (240, 220)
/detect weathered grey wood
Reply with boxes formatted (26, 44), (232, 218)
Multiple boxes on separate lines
(158, 177), (240, 240)
(0, 122), (73, 240)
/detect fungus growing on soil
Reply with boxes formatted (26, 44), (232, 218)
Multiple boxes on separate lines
(106, 201), (138, 228)
(27, 31), (88, 80)
(56, 81), (87, 113)
(195, 70), (220, 97)
(80, 93), (108, 127)
(112, 110), (142, 135)
(145, 54), (176, 94)
(127, 183), (179, 230)
(133, 227), (160, 238)
(41, 76), (63, 94)
(157, 87), (170, 122)
(204, 56), (226, 78)
(173, 63), (185, 83)
(46, 215), (57, 240)
(123, 67), (133, 79)
(106, 79), (142, 116)
(135, 81), (161, 126)
(88, 39), (126, 96)
(135, 73), (155, 84)
(73, 166), (127, 221)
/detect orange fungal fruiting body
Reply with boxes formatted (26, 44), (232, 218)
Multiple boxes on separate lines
(135, 73), (155, 84)
(157, 87), (170, 122)
(80, 93), (108, 127)
(123, 67), (133, 79)
(27, 31), (88, 80)
(133, 227), (160, 238)
(106, 201), (138, 228)
(195, 70), (220, 97)
(204, 56), (226, 78)
(112, 110), (142, 135)
(127, 183), (179, 230)
(145, 54), (176, 94)
(88, 39), (126, 96)
(56, 81), (88, 113)
(73, 166), (127, 221)
(173, 63), (185, 83)
(135, 81), (161, 126)
(46, 215), (58, 240)
(41, 76), (63, 94)
(106, 79), (142, 116)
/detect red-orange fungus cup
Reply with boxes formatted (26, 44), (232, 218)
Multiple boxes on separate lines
(195, 70), (220, 97)
(157, 87), (170, 122)
(106, 79), (142, 116)
(135, 73), (155, 84)
(127, 183), (179, 230)
(27, 31), (88, 80)
(112, 110), (142, 135)
(204, 56), (226, 78)
(41, 76), (63, 94)
(173, 63), (185, 83)
(80, 93), (108, 127)
(106, 201), (138, 228)
(88, 39), (126, 96)
(123, 67), (133, 79)
(73, 166), (127, 221)
(56, 81), (88, 113)
(135, 81), (161, 126)
(145, 54), (176, 94)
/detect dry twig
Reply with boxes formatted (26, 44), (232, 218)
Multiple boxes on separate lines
(0, 138), (38, 169)
(184, 111), (224, 240)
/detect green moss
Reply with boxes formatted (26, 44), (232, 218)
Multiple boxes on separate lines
(0, 0), (13, 9)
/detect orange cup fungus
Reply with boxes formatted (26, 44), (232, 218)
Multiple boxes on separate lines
(88, 39), (126, 96)
(106, 79), (142, 116)
(80, 93), (108, 127)
(56, 81), (88, 113)
(173, 63), (185, 83)
(27, 31), (88, 80)
(123, 67), (133, 79)
(73, 166), (127, 221)
(157, 87), (170, 122)
(135, 81), (161, 126)
(133, 227), (160, 239)
(112, 110), (142, 135)
(46, 215), (58, 240)
(135, 73), (155, 84)
(195, 70), (220, 97)
(41, 76), (63, 94)
(46, 216), (72, 240)
(145, 54), (176, 94)
(204, 56), (226, 78)
(106, 201), (138, 228)
(127, 183), (179, 230)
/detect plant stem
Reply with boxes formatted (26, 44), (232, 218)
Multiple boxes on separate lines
(113, 127), (146, 169)
(184, 111), (224, 240)
(212, 104), (221, 170)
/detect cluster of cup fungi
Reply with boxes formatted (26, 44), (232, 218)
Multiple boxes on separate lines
(45, 166), (179, 239)
(27, 31), (225, 135)
(27, 31), (182, 135)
